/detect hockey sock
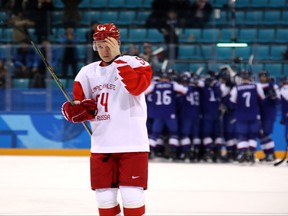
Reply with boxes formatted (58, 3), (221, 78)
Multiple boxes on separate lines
(123, 205), (145, 216)
(98, 203), (121, 216)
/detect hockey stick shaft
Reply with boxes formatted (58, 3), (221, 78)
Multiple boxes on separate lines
(274, 141), (288, 166)
(4, 21), (92, 136)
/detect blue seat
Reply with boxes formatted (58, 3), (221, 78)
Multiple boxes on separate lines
(235, 47), (251, 59)
(77, 45), (87, 61)
(47, 78), (67, 89)
(118, 28), (128, 42)
(265, 64), (283, 77)
(90, 0), (107, 8)
(0, 45), (10, 59)
(268, 0), (286, 7)
(215, 10), (230, 25)
(262, 11), (281, 24)
(1, 28), (13, 43)
(250, 0), (268, 8)
(194, 45), (214, 60)
(99, 11), (118, 24)
(250, 64), (264, 73)
(216, 47), (233, 60)
(76, 28), (88, 43)
(83, 11), (101, 25)
(238, 28), (257, 43)
(189, 63), (206, 73)
(27, 28), (36, 41)
(77, 62), (85, 71)
(208, 63), (223, 72)
(236, 0), (250, 8)
(143, 0), (153, 8)
(244, 11), (263, 25)
(12, 79), (30, 88)
(51, 11), (63, 26)
(283, 64), (288, 75)
(281, 11), (288, 25)
(173, 63), (189, 72)
(199, 45), (215, 60)
(235, 11), (246, 25)
(212, 0), (228, 7)
(118, 11), (136, 25)
(201, 28), (219, 43)
(275, 29), (288, 43)
(128, 28), (147, 42)
(0, 11), (8, 21)
(125, 0), (143, 8)
(147, 29), (164, 43)
(253, 45), (270, 60)
(219, 28), (235, 42)
(80, 12), (92, 26)
(180, 28), (201, 43)
(107, 0), (126, 8)
(79, 0), (91, 8)
(135, 11), (151, 25)
(270, 45), (287, 60)
(54, 0), (64, 8)
(178, 45), (196, 60)
(257, 29), (275, 43)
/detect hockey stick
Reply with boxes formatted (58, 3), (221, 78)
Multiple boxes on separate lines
(274, 141), (288, 166)
(3, 21), (92, 136)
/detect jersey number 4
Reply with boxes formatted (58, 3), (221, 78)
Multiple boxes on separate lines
(95, 92), (109, 112)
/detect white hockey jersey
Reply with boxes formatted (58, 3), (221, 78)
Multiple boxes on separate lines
(73, 55), (152, 153)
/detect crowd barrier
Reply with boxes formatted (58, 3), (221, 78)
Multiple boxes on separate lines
(0, 89), (286, 157)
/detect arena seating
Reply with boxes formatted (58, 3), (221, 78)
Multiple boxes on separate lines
(0, 0), (288, 89)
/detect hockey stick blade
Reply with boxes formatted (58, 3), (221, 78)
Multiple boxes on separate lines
(274, 141), (288, 166)
(3, 21), (92, 136)
(274, 149), (287, 166)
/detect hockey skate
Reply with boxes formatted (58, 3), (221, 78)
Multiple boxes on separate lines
(237, 150), (248, 163)
(247, 151), (255, 164)
(203, 149), (214, 163)
(166, 145), (178, 162)
(259, 153), (276, 162)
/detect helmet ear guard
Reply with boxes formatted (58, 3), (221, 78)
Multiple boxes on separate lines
(93, 41), (97, 51)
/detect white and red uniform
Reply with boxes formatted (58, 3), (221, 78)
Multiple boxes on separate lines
(73, 55), (152, 154)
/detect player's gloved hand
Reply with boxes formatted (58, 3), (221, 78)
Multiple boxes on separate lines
(61, 99), (97, 123)
(81, 99), (98, 115)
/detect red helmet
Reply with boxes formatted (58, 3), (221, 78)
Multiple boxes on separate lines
(93, 23), (120, 41)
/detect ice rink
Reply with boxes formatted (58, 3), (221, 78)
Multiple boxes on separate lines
(0, 156), (288, 215)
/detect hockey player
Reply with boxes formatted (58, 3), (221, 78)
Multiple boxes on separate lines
(258, 71), (280, 161)
(61, 23), (152, 216)
(177, 72), (201, 162)
(200, 72), (223, 162)
(229, 69), (265, 163)
(145, 71), (188, 160)
(279, 76), (288, 158)
(218, 69), (237, 162)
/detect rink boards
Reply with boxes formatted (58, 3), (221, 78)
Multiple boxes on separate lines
(0, 112), (287, 159)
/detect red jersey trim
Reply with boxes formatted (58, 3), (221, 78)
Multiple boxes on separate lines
(73, 81), (85, 100)
(117, 65), (152, 96)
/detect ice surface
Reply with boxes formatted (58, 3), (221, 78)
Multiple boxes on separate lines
(0, 156), (288, 215)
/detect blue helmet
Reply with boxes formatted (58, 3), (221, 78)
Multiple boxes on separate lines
(239, 69), (252, 80)
(258, 70), (269, 78)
